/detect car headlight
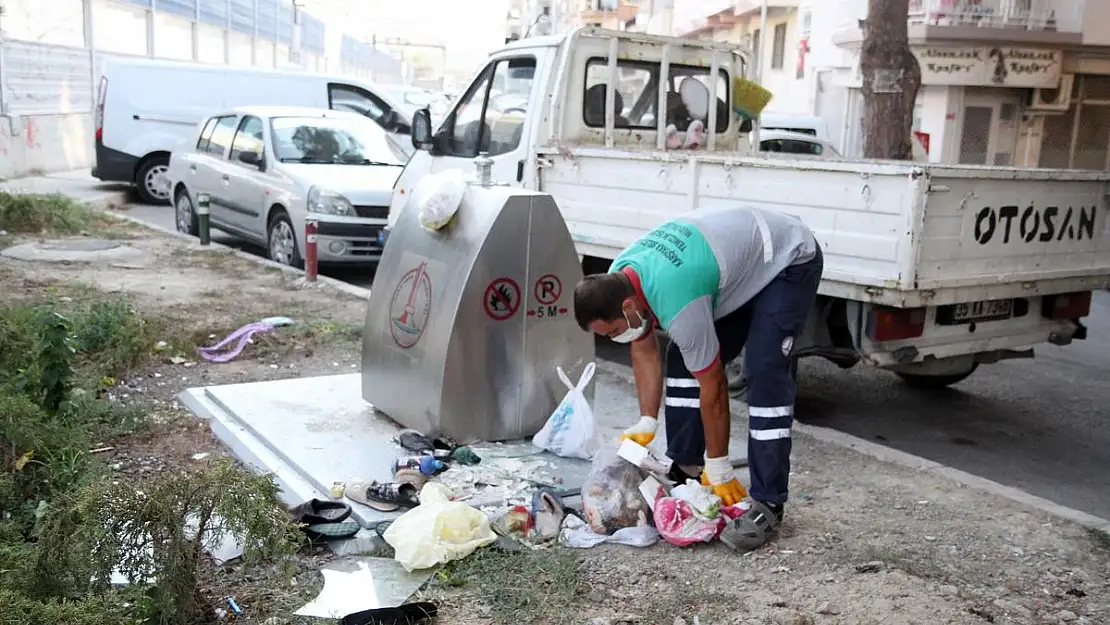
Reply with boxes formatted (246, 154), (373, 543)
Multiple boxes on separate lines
(307, 187), (354, 216)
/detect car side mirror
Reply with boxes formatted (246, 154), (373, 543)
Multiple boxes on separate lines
(411, 108), (434, 152)
(238, 150), (262, 167)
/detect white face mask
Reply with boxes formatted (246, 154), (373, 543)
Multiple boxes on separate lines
(611, 310), (649, 344)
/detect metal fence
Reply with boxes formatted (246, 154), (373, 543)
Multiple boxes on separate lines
(0, 0), (403, 116)
(1039, 75), (1110, 170)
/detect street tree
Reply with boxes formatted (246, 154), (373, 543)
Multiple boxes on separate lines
(859, 0), (922, 160)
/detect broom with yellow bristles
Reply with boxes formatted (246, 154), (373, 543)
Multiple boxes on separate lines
(731, 76), (774, 122)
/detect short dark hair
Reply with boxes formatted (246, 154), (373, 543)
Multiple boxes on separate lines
(574, 273), (631, 331)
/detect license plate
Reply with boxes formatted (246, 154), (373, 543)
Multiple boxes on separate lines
(948, 299), (1013, 323)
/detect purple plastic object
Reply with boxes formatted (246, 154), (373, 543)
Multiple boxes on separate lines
(196, 321), (274, 363)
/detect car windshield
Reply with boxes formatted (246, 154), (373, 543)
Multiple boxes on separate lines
(269, 116), (408, 165)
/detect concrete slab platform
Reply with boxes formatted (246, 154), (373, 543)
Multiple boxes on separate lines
(179, 368), (751, 528)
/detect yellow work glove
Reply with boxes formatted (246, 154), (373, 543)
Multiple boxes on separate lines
(701, 456), (748, 506)
(619, 416), (659, 446)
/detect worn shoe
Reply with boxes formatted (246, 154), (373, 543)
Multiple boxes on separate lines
(719, 500), (783, 552)
(665, 463), (701, 486)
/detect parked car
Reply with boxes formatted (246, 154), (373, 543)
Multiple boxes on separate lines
(94, 57), (412, 204)
(168, 106), (406, 267)
(758, 129), (842, 158)
(757, 113), (928, 161)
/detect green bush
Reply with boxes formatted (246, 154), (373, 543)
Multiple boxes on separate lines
(0, 192), (91, 235)
(71, 297), (159, 375)
(37, 459), (304, 624)
(0, 290), (301, 624)
(0, 391), (94, 535)
(0, 587), (145, 625)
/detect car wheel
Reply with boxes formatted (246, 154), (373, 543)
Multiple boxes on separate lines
(267, 211), (302, 268)
(174, 188), (198, 236)
(136, 155), (172, 205)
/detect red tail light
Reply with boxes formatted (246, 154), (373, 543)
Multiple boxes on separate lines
(94, 76), (107, 143)
(1042, 291), (1091, 320)
(867, 307), (927, 341)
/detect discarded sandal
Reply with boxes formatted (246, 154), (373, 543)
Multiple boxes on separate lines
(373, 519), (394, 538)
(347, 481), (421, 512)
(289, 498), (353, 525)
(340, 601), (438, 625)
(303, 521), (361, 542)
(396, 429), (435, 454)
(719, 500), (781, 552)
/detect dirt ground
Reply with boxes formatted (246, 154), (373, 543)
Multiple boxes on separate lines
(2, 222), (1108, 625)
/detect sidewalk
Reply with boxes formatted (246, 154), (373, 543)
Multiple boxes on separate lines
(0, 169), (132, 208)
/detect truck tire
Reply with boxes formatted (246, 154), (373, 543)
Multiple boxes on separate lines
(136, 154), (172, 205)
(896, 363), (978, 389)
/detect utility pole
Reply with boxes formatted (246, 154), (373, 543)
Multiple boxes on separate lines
(755, 0), (767, 83)
(859, 0), (921, 160)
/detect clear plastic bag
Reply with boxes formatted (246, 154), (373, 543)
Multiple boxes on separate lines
(579, 443), (653, 535)
(531, 362), (599, 460)
(382, 482), (497, 571)
(415, 169), (468, 231)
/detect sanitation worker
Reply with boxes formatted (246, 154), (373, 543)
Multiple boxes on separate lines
(573, 203), (822, 551)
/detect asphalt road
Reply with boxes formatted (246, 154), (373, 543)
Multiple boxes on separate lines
(124, 201), (1110, 521)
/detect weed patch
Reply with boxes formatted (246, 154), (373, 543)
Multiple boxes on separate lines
(0, 192), (142, 240)
(440, 547), (583, 624)
(0, 192), (91, 234)
(0, 287), (302, 625)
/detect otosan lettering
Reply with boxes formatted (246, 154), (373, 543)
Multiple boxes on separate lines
(973, 204), (1097, 245)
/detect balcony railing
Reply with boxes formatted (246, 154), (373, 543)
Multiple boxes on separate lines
(836, 0), (1083, 34)
(908, 0), (1083, 32)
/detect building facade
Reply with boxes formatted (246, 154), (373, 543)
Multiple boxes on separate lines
(506, 0), (671, 42)
(674, 0), (1110, 170)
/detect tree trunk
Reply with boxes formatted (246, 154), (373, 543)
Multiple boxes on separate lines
(859, 0), (922, 160)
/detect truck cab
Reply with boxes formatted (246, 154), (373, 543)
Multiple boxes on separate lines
(391, 29), (754, 226)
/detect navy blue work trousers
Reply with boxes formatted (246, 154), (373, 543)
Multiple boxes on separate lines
(663, 245), (823, 504)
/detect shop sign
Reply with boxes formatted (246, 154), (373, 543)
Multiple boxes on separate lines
(915, 46), (1062, 88)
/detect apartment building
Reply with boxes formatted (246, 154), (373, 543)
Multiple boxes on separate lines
(676, 1), (815, 117)
(676, 0), (1110, 170)
(505, 0), (659, 42)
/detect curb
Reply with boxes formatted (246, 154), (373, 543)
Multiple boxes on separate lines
(593, 359), (1110, 534)
(88, 194), (373, 302)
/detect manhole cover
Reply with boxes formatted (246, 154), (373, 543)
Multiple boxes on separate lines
(37, 239), (121, 252)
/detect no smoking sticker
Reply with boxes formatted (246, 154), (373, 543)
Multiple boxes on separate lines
(484, 278), (521, 321)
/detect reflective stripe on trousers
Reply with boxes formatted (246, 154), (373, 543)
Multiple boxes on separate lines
(661, 245), (823, 503)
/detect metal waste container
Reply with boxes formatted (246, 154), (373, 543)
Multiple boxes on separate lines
(361, 169), (595, 443)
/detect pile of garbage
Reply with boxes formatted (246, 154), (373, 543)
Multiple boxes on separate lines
(286, 360), (750, 575)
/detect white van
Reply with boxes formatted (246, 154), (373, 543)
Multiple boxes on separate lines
(93, 58), (412, 204)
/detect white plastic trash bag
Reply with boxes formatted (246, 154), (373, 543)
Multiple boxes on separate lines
(382, 482), (497, 571)
(415, 169), (468, 231)
(532, 362), (599, 460)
